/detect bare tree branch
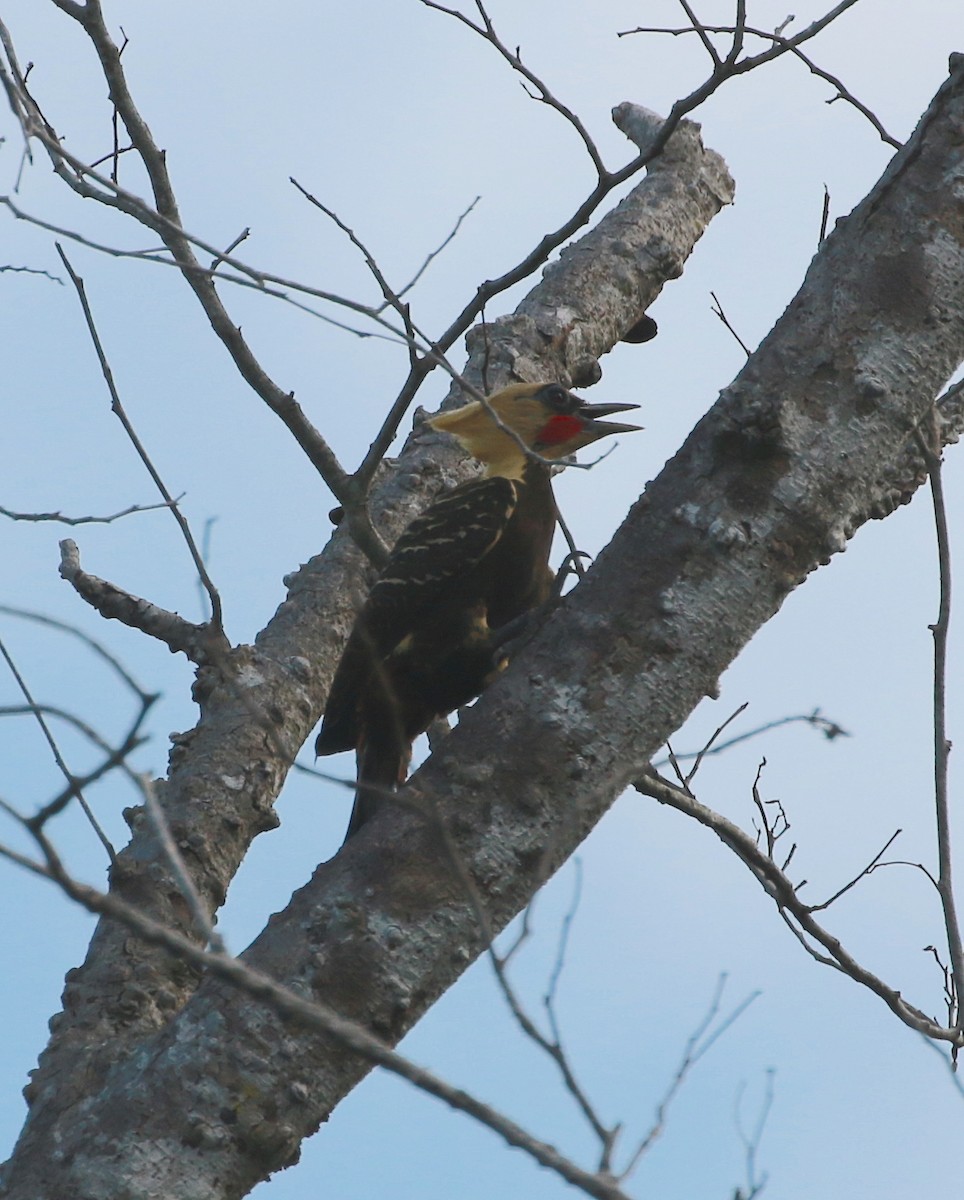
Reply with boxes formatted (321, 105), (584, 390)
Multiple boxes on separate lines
(56, 244), (227, 633)
(0, 636), (118, 860)
(58, 538), (219, 662)
(0, 195), (405, 341)
(621, 17), (900, 148)
(387, 194), (481, 309)
(0, 604), (156, 700)
(419, 0), (608, 175)
(918, 409), (963, 1035)
(0, 261), (62, 282)
(636, 769), (957, 1045)
(619, 975), (760, 1179)
(1, 497), (180, 525)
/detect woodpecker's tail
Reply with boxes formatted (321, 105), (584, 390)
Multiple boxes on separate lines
(343, 733), (411, 842)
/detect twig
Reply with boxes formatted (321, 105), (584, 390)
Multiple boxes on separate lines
(710, 291), (751, 356)
(1, 701), (149, 836)
(734, 1068), (774, 1198)
(386, 195), (481, 309)
(498, 895), (536, 966)
(141, 775), (226, 953)
(109, 26), (130, 183)
(418, 0), (607, 175)
(87, 143), (133, 172)
(750, 760), (777, 858)
(618, 974), (760, 1178)
(685, 701), (749, 786)
(56, 243), (227, 638)
(653, 708), (849, 769)
(0, 605), (156, 700)
(923, 945), (957, 1028)
(1, 497), (180, 525)
(664, 741), (690, 794)
(537, 860), (626, 1173)
(211, 227), (250, 274)
(870, 857), (940, 892)
(0, 635), (117, 861)
(819, 184), (831, 242)
(727, 0), (749, 67)
(807, 829), (903, 913)
(0, 262), (62, 282)
(918, 410), (963, 1036)
(678, 0), (722, 66)
(545, 859), (582, 1026)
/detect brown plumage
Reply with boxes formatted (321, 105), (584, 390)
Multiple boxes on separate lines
(315, 382), (640, 840)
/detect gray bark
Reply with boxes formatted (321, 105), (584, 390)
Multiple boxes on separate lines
(5, 52), (964, 1200)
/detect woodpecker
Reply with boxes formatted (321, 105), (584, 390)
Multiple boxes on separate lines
(315, 382), (640, 839)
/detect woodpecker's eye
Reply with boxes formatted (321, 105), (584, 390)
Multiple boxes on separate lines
(538, 383), (577, 414)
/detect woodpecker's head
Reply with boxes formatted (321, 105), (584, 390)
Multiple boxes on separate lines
(429, 383), (641, 479)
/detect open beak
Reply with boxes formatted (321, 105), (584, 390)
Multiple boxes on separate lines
(578, 400), (642, 435)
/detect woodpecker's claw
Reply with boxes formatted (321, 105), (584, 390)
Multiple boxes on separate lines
(553, 550), (593, 596)
(491, 550), (592, 659)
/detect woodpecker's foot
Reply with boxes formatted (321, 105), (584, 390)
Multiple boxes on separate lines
(491, 554), (592, 660)
(551, 550), (593, 600)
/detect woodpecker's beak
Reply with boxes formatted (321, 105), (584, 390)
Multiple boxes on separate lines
(577, 401), (642, 436)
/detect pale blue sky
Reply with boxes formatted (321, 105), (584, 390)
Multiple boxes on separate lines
(2, 2), (963, 1197)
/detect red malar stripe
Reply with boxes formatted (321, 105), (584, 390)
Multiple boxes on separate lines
(536, 414), (584, 445)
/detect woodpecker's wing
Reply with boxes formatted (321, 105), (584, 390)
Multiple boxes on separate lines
(315, 476), (519, 755)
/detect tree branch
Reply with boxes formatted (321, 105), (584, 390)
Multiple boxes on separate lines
(919, 410), (964, 1034)
(56, 244), (227, 632)
(58, 538), (220, 663)
(636, 770), (951, 1041)
(621, 17), (900, 147)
